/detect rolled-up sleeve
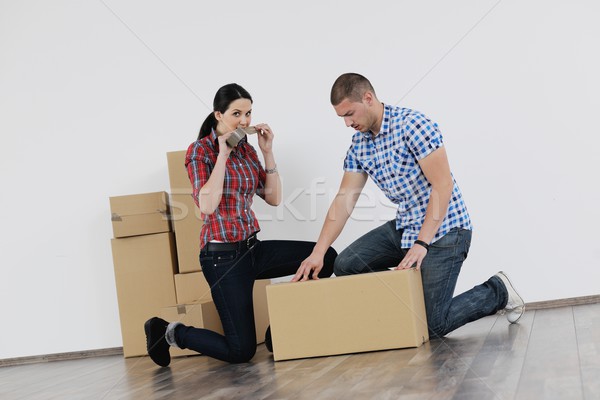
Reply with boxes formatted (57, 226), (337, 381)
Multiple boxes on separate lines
(343, 145), (363, 172)
(404, 111), (444, 161)
(185, 141), (213, 208)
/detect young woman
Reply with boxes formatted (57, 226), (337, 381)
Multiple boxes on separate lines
(144, 83), (337, 366)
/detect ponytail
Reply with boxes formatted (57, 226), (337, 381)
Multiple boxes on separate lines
(198, 112), (217, 140)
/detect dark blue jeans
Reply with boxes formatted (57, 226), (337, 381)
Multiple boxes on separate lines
(333, 221), (508, 338)
(174, 239), (337, 363)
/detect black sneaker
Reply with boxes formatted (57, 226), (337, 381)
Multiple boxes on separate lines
(265, 326), (273, 353)
(144, 317), (171, 367)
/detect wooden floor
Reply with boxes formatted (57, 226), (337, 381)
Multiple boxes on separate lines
(1, 303), (599, 400)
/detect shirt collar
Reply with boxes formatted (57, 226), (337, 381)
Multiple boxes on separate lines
(380, 104), (393, 136)
(360, 103), (392, 140)
(209, 128), (219, 147)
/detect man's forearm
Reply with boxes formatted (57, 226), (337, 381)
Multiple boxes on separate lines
(418, 183), (452, 243)
(312, 195), (353, 255)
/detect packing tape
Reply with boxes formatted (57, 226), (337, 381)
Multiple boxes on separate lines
(111, 213), (122, 222)
(226, 126), (258, 147)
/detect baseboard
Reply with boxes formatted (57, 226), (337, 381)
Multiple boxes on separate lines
(0, 347), (124, 368)
(525, 294), (600, 310)
(2, 294), (599, 368)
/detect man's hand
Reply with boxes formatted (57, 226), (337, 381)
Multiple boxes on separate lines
(394, 245), (427, 270)
(292, 252), (324, 282)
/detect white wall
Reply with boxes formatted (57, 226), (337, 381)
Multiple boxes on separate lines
(1, 0), (598, 359)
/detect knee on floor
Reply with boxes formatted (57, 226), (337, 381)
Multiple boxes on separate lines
(427, 323), (449, 339)
(229, 346), (257, 364)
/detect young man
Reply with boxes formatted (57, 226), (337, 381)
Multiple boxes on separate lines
(293, 73), (524, 338)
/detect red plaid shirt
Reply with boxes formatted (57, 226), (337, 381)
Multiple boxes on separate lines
(185, 130), (266, 250)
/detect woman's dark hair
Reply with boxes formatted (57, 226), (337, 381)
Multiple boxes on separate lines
(197, 83), (253, 140)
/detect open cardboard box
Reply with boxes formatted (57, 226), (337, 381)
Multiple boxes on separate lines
(266, 269), (429, 361)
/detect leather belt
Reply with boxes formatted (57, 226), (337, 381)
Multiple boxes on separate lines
(203, 235), (258, 252)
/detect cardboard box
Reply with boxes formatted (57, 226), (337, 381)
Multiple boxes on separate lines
(253, 279), (270, 344)
(161, 279), (272, 357)
(169, 193), (203, 273)
(160, 301), (223, 357)
(174, 272), (212, 304)
(109, 192), (171, 238)
(167, 151), (203, 273)
(110, 232), (178, 357)
(166, 150), (192, 194)
(266, 270), (429, 361)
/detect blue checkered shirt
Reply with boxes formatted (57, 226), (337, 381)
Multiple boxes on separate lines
(343, 104), (472, 248)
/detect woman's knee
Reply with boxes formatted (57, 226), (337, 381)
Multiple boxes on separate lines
(318, 247), (338, 278)
(324, 246), (338, 262)
(229, 344), (256, 364)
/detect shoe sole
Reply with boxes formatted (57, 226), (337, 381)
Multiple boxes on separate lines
(144, 318), (170, 367)
(508, 307), (525, 323)
(498, 271), (525, 323)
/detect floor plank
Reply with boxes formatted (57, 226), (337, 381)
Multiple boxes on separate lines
(573, 303), (600, 399)
(453, 310), (534, 400)
(0, 305), (598, 400)
(516, 307), (583, 400)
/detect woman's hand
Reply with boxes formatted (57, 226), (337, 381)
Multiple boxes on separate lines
(255, 123), (274, 154)
(217, 131), (234, 159)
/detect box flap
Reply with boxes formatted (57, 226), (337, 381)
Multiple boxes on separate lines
(109, 191), (169, 218)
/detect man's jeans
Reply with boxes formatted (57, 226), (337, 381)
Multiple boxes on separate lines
(334, 221), (508, 338)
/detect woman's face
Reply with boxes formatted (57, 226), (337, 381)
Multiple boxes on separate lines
(215, 98), (252, 134)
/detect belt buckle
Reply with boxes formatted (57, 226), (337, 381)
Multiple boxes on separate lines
(247, 235), (255, 248)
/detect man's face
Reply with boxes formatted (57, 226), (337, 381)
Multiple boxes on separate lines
(333, 97), (373, 133)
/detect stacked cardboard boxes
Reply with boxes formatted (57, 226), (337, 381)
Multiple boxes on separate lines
(110, 150), (271, 358)
(109, 192), (177, 358)
(166, 150), (203, 274)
